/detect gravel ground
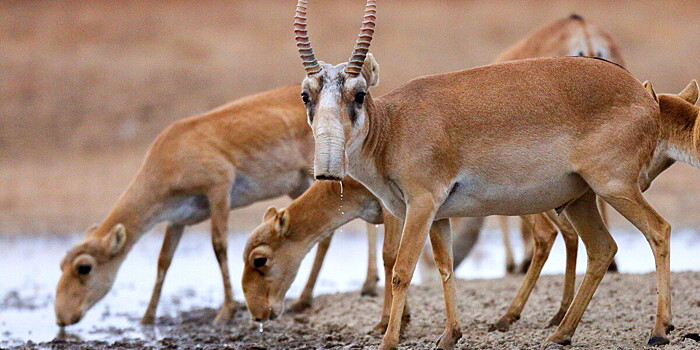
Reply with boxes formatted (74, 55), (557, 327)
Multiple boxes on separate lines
(8, 272), (700, 350)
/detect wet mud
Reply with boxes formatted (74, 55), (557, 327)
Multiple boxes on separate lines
(5, 272), (700, 349)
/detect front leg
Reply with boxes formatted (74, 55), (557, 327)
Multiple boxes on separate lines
(289, 234), (333, 313)
(141, 224), (185, 325)
(373, 212), (409, 334)
(429, 219), (462, 350)
(361, 222), (380, 296)
(379, 194), (440, 350)
(208, 184), (237, 326)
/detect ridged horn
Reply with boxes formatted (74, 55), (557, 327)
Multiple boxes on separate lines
(295, 0), (321, 75)
(345, 0), (376, 76)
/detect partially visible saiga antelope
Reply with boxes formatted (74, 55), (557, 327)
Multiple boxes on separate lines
(421, 13), (624, 280)
(242, 177), (411, 332)
(286, 1), (697, 348)
(54, 85), (385, 327)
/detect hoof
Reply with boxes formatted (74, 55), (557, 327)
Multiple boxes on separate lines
(361, 277), (379, 297)
(434, 326), (462, 350)
(213, 304), (236, 326)
(489, 315), (518, 332)
(372, 321), (388, 335)
(607, 259), (619, 272)
(648, 336), (670, 346)
(140, 314), (155, 326)
(288, 299), (312, 314)
(546, 309), (566, 328)
(506, 263), (517, 275)
(360, 287), (378, 297)
(544, 335), (571, 347)
(377, 342), (398, 350)
(542, 342), (568, 349)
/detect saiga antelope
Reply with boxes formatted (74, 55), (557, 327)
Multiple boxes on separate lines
(241, 14), (627, 334)
(282, 1), (694, 347)
(54, 85), (384, 327)
(241, 80), (699, 345)
(419, 13), (625, 281)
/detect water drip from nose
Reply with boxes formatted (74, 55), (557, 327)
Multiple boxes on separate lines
(258, 322), (264, 333)
(338, 180), (344, 215)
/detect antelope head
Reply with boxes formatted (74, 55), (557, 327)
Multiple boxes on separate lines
(55, 224), (128, 326)
(242, 207), (308, 322)
(295, 0), (380, 181)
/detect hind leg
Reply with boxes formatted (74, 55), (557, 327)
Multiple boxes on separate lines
(289, 234), (333, 313)
(546, 190), (617, 346)
(141, 224), (185, 325)
(497, 216), (517, 274)
(518, 217), (534, 273)
(598, 188), (672, 345)
(361, 223), (380, 296)
(429, 219), (462, 350)
(544, 212), (578, 328)
(597, 196), (619, 272)
(490, 213), (557, 332)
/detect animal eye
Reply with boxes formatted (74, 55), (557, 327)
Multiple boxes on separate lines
(253, 257), (268, 268)
(354, 92), (366, 104)
(77, 264), (92, 275)
(301, 92), (310, 104)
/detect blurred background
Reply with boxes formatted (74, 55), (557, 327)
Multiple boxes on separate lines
(1, 0), (700, 235)
(2, 1), (700, 346)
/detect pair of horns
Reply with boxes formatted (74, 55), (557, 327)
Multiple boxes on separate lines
(295, 0), (376, 76)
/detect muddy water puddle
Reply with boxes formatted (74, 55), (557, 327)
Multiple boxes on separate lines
(1, 227), (698, 348)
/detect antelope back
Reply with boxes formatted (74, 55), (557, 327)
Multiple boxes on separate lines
(494, 14), (624, 66)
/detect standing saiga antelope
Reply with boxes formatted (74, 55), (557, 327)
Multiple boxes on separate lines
(241, 80), (700, 345)
(54, 85), (385, 327)
(241, 14), (627, 334)
(281, 0), (697, 347)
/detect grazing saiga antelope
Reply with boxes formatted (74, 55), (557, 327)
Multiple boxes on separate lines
(54, 85), (383, 327)
(419, 13), (625, 281)
(285, 1), (695, 347)
(242, 177), (411, 332)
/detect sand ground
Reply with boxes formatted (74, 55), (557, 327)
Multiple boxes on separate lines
(9, 272), (700, 350)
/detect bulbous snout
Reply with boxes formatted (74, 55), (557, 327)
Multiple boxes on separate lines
(313, 132), (346, 181)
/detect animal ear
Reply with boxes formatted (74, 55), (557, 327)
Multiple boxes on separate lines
(103, 224), (127, 256)
(263, 207), (278, 221)
(275, 209), (291, 237)
(362, 53), (380, 87)
(643, 81), (658, 103)
(679, 80), (699, 105)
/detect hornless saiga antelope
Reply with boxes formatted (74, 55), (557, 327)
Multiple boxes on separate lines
(275, 0), (695, 347)
(240, 14), (626, 334)
(419, 13), (626, 282)
(54, 85), (387, 327)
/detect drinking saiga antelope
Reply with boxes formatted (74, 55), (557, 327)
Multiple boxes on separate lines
(241, 13), (627, 333)
(285, 0), (699, 347)
(54, 85), (386, 327)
